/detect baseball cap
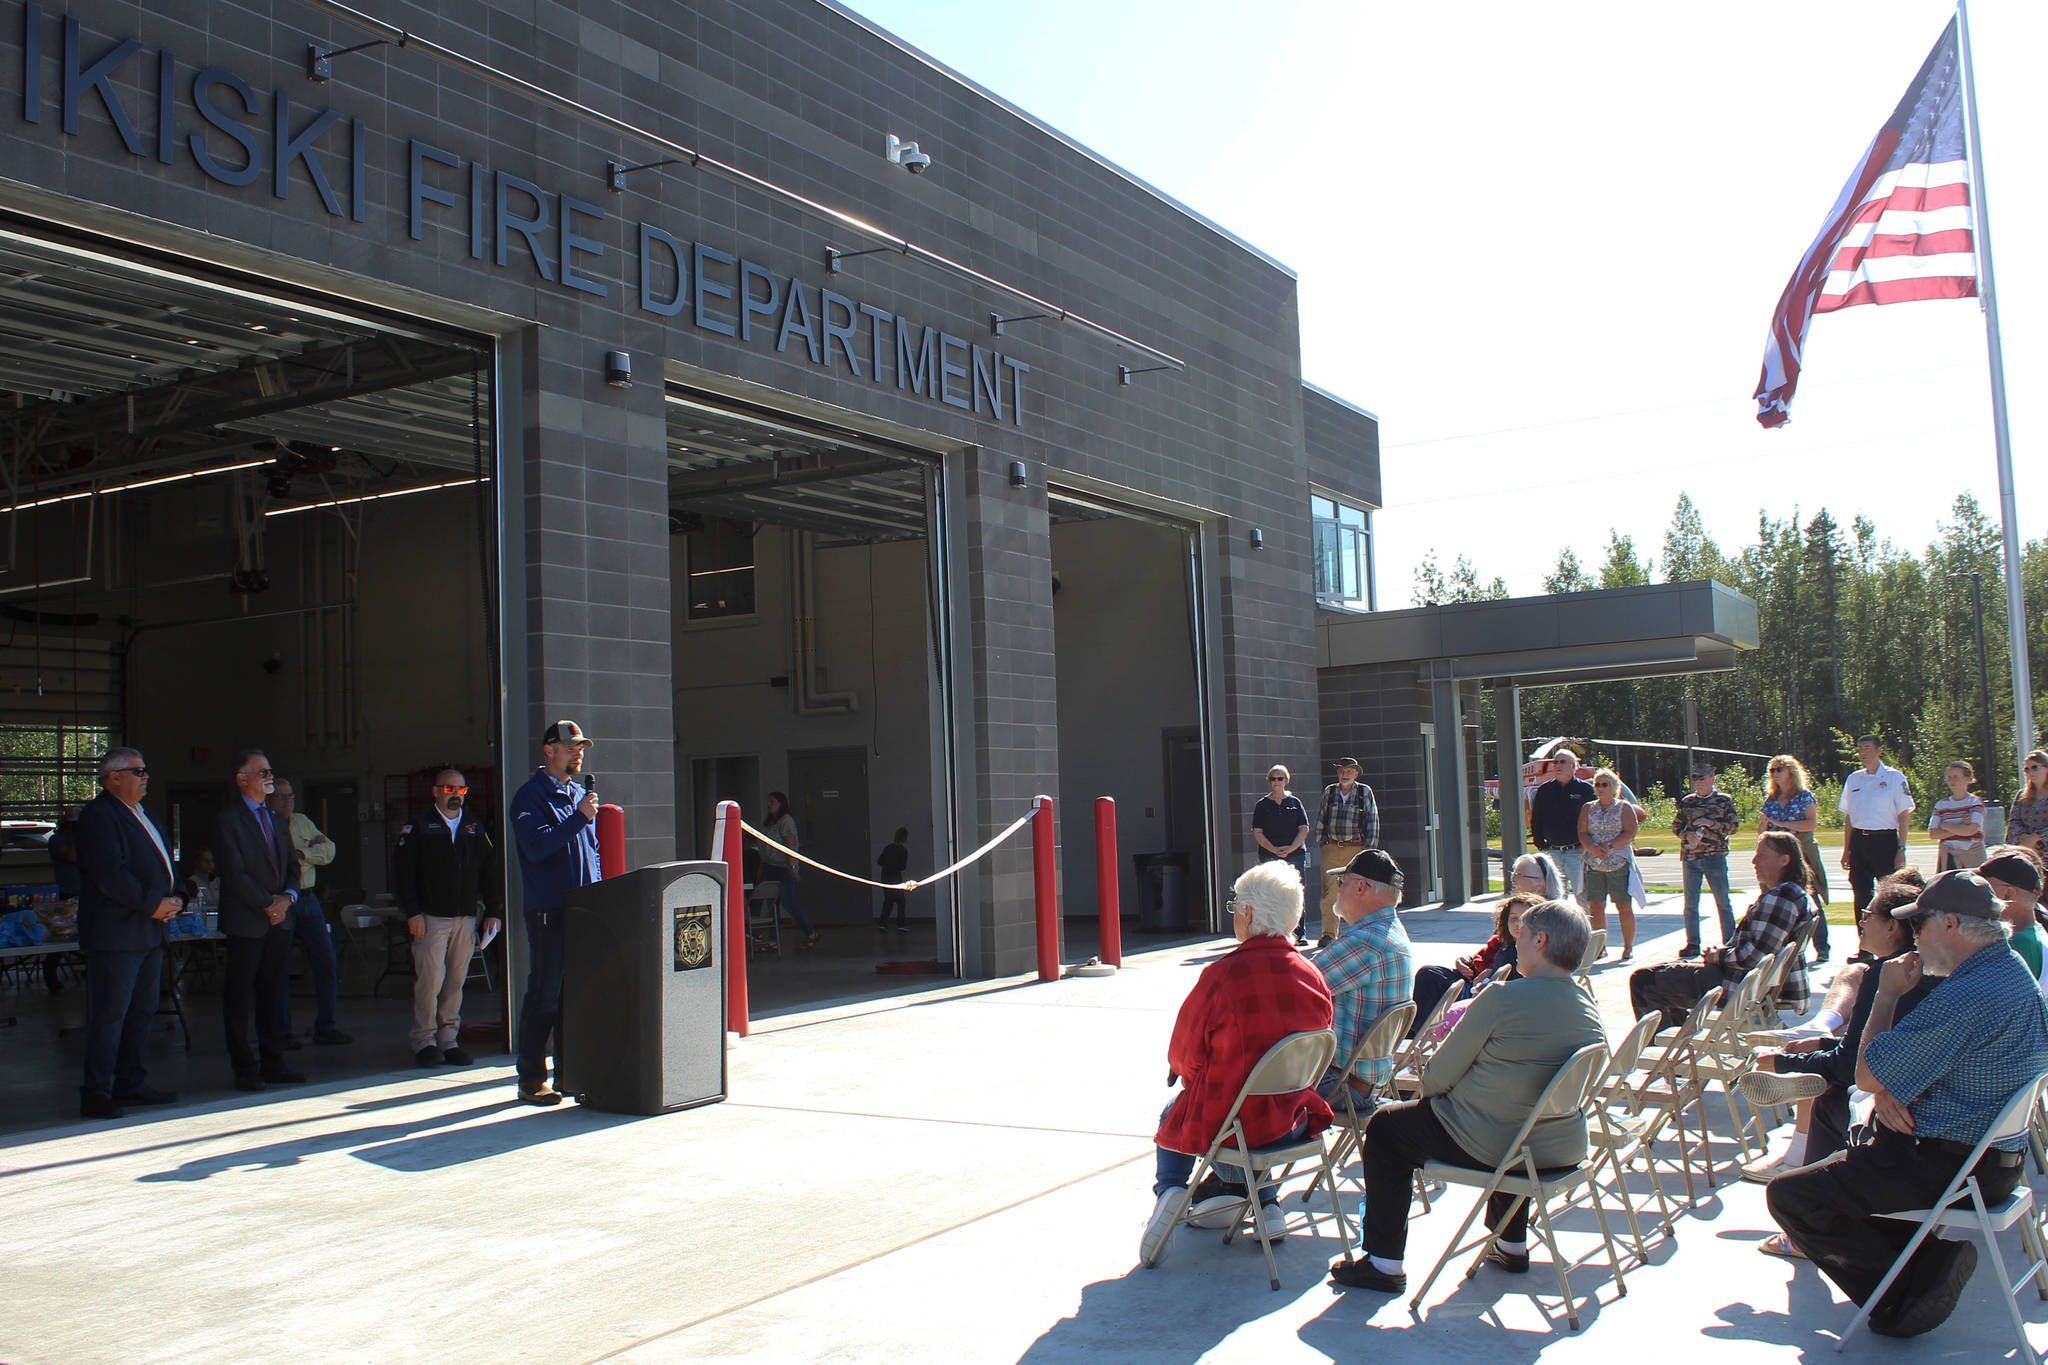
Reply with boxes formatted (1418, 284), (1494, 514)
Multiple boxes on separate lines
(1979, 851), (2045, 896)
(1689, 761), (1717, 779)
(1339, 848), (1403, 884)
(1890, 869), (2002, 921)
(1332, 756), (1361, 770)
(542, 720), (592, 748)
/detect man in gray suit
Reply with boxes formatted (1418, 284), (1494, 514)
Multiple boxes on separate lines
(74, 747), (182, 1118)
(213, 748), (304, 1091)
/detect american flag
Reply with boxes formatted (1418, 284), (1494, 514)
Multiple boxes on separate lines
(1755, 18), (1972, 428)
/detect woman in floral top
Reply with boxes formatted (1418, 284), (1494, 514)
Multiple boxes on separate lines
(1578, 768), (1638, 959)
(1759, 754), (1830, 959)
(2009, 750), (2048, 854)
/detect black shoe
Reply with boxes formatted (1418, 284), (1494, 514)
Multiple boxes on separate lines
(1678, 943), (1702, 959)
(1874, 1239), (1977, 1338)
(235, 1074), (268, 1093)
(80, 1092), (125, 1119)
(1484, 1245), (1531, 1274)
(1328, 1259), (1406, 1293)
(283, 1035), (306, 1050)
(518, 1082), (564, 1107)
(261, 1067), (308, 1084)
(313, 1028), (353, 1046)
(441, 1046), (475, 1066)
(113, 1086), (178, 1106)
(415, 1046), (444, 1067)
(1318, 935), (1335, 949)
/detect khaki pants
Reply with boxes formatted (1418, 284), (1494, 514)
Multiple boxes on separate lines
(1319, 841), (1365, 939)
(410, 915), (477, 1051)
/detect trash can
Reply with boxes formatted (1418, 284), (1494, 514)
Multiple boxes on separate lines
(1132, 851), (1190, 931)
(560, 860), (728, 1114)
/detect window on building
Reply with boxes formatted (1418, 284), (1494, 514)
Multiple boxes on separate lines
(0, 722), (113, 822)
(684, 518), (757, 621)
(1312, 491), (1375, 611)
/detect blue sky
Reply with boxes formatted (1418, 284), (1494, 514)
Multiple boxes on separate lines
(841, 0), (2046, 599)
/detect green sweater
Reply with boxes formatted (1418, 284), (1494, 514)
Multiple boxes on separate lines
(2013, 923), (2044, 978)
(1422, 973), (1607, 1169)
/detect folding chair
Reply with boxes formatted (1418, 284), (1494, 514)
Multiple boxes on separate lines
(1390, 984), (1465, 1098)
(1624, 988), (1724, 1203)
(1681, 967), (1774, 1166)
(1409, 1042), (1624, 1332)
(1837, 1071), (2048, 1362)
(1576, 929), (1608, 978)
(1140, 1028), (1352, 1291)
(746, 881), (783, 957)
(1578, 1011), (1678, 1262)
(1314, 1000), (1418, 1198)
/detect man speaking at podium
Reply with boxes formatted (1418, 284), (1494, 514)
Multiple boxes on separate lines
(511, 720), (602, 1106)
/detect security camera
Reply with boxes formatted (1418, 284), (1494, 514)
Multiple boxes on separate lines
(886, 133), (932, 175)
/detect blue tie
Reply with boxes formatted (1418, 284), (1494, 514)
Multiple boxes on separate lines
(256, 805), (278, 877)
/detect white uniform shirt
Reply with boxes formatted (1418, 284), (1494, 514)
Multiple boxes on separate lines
(1838, 764), (1915, 832)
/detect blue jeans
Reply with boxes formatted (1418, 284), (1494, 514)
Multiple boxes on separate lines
(761, 866), (816, 936)
(1153, 1100), (1308, 1204)
(1548, 847), (1585, 902)
(81, 946), (161, 1099)
(1682, 856), (1736, 947)
(276, 892), (339, 1035)
(517, 905), (566, 1088)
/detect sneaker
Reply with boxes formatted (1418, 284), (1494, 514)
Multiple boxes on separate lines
(416, 1046), (444, 1067)
(441, 1046), (475, 1066)
(112, 1086), (178, 1106)
(1328, 1259), (1406, 1293)
(1140, 1187), (1191, 1266)
(1740, 1156), (1785, 1185)
(518, 1082), (563, 1107)
(1678, 943), (1702, 960)
(892, 924), (910, 933)
(1874, 1239), (1977, 1338)
(313, 1028), (354, 1046)
(1483, 1245), (1530, 1274)
(1738, 1071), (1829, 1109)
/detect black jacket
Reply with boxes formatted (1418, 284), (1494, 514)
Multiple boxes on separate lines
(393, 808), (503, 920)
(214, 797), (300, 940)
(74, 790), (175, 954)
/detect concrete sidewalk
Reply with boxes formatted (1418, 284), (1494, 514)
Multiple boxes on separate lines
(3, 891), (2040, 1364)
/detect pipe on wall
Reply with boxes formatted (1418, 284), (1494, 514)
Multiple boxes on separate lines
(789, 531), (857, 716)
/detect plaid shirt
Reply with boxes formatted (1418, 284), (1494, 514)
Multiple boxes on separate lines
(1725, 880), (1813, 1012)
(1312, 907), (1413, 1084)
(1317, 782), (1380, 848)
(1866, 940), (2048, 1150)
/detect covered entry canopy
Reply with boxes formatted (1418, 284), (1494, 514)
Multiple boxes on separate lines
(1316, 580), (1759, 903)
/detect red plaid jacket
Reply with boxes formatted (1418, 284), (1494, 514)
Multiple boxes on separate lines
(1156, 934), (1335, 1155)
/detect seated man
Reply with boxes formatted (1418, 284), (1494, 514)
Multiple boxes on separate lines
(1630, 831), (1814, 1028)
(1329, 899), (1606, 1292)
(1141, 860), (1334, 1265)
(1312, 849), (1413, 1096)
(1766, 870), (2048, 1339)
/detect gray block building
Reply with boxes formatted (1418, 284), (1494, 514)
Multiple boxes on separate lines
(0, 0), (1389, 1013)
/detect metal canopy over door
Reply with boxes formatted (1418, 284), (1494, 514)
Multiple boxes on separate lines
(786, 747), (870, 925)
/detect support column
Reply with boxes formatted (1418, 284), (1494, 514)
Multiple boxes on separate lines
(1494, 682), (1524, 881)
(1431, 669), (1471, 905)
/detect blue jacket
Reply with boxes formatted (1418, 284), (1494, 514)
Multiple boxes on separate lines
(511, 768), (600, 908)
(75, 790), (174, 954)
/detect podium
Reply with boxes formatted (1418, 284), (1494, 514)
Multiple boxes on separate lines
(561, 860), (728, 1113)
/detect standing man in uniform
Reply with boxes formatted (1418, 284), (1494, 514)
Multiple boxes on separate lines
(1529, 750), (1597, 904)
(214, 748), (304, 1091)
(511, 721), (601, 1105)
(74, 748), (180, 1118)
(269, 777), (350, 1048)
(1841, 734), (1915, 912)
(1316, 758), (1380, 948)
(395, 768), (503, 1067)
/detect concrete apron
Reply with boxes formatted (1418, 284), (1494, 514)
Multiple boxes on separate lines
(2, 891), (2038, 1364)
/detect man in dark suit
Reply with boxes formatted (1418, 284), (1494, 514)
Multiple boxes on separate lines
(213, 748), (304, 1091)
(74, 747), (183, 1119)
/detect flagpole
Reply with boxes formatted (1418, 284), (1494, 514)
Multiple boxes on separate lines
(1956, 0), (2037, 776)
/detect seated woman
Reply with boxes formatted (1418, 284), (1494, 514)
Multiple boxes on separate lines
(1329, 899), (1606, 1292)
(1410, 894), (1533, 1032)
(1141, 860), (1334, 1266)
(1509, 851), (1564, 902)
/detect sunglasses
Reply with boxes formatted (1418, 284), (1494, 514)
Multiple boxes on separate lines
(437, 785), (469, 796)
(1268, 775), (1287, 782)
(245, 767), (273, 779)
(113, 765), (147, 777)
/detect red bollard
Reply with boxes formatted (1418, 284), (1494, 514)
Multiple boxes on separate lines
(597, 804), (626, 878)
(715, 799), (750, 1037)
(1032, 795), (1059, 982)
(1095, 796), (1121, 967)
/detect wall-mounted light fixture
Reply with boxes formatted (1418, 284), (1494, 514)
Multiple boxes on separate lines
(1249, 528), (1264, 551)
(1008, 460), (1028, 489)
(604, 350), (632, 388)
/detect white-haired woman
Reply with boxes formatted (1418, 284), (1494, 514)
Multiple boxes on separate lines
(1142, 860), (1335, 1265)
(1508, 852), (1564, 901)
